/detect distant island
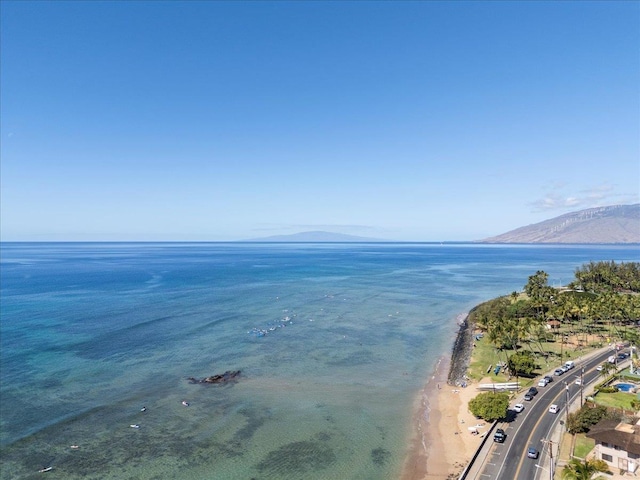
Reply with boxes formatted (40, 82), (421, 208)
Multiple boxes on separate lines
(243, 231), (388, 243)
(480, 204), (640, 244)
(243, 204), (640, 244)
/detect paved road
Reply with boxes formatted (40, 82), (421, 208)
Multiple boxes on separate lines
(473, 347), (627, 480)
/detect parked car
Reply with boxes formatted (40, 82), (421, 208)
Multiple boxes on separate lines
(596, 365), (604, 371)
(493, 428), (506, 443)
(513, 403), (524, 413)
(527, 387), (538, 396)
(549, 404), (559, 414)
(544, 375), (553, 383)
(554, 368), (564, 376)
(538, 378), (548, 387)
(527, 447), (540, 459)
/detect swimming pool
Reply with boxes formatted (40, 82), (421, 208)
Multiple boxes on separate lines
(615, 383), (636, 392)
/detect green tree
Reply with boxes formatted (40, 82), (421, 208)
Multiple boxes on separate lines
(525, 270), (554, 320)
(507, 351), (536, 377)
(566, 405), (608, 434)
(561, 457), (608, 480)
(468, 392), (509, 422)
(598, 361), (616, 381)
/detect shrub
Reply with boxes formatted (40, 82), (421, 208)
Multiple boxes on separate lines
(567, 405), (608, 434)
(468, 391), (510, 422)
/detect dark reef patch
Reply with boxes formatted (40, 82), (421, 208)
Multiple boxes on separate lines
(371, 447), (391, 466)
(256, 439), (336, 476)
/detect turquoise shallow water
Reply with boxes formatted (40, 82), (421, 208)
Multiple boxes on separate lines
(1, 243), (638, 479)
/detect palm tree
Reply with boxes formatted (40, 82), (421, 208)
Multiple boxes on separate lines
(561, 458), (607, 480)
(599, 361), (616, 382)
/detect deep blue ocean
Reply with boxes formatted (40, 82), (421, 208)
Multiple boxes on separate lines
(1, 243), (638, 479)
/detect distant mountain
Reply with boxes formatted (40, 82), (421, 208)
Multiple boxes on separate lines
(244, 231), (387, 242)
(481, 204), (640, 244)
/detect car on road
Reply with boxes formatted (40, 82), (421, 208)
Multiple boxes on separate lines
(575, 378), (582, 386)
(524, 387), (538, 401)
(538, 378), (548, 387)
(493, 428), (506, 443)
(554, 368), (564, 376)
(596, 365), (604, 371)
(544, 375), (553, 383)
(549, 404), (559, 414)
(527, 447), (539, 459)
(513, 403), (524, 413)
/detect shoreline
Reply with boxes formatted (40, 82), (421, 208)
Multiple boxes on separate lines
(401, 314), (483, 480)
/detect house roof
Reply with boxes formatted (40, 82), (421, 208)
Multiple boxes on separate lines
(586, 419), (640, 455)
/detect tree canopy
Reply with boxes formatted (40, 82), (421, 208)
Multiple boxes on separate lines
(507, 351), (536, 377)
(468, 391), (509, 422)
(469, 261), (640, 373)
(561, 457), (608, 480)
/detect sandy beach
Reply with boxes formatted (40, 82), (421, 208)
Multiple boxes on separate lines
(402, 318), (485, 480)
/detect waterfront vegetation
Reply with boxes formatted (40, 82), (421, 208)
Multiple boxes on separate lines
(468, 261), (640, 382)
(467, 392), (510, 422)
(466, 261), (640, 422)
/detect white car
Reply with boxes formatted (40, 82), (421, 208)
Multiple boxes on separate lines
(513, 403), (524, 413)
(575, 378), (582, 386)
(596, 365), (604, 371)
(538, 378), (548, 387)
(549, 404), (559, 414)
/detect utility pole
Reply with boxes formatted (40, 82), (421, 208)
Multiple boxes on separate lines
(541, 439), (555, 480)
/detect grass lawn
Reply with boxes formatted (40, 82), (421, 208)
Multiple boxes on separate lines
(573, 434), (595, 459)
(592, 391), (637, 410)
(466, 332), (600, 389)
(467, 338), (505, 382)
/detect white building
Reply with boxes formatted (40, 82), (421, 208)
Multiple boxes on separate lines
(587, 418), (640, 474)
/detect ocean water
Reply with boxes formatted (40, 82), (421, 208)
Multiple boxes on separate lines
(1, 242), (638, 479)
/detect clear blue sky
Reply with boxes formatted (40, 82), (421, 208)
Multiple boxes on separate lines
(2, 1), (638, 241)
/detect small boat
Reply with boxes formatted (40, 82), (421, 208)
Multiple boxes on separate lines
(130, 424), (140, 429)
(39, 466), (53, 473)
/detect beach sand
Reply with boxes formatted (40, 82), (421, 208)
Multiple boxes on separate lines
(401, 318), (485, 480)
(401, 359), (485, 479)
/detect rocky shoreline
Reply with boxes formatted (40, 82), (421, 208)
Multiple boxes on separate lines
(447, 314), (475, 387)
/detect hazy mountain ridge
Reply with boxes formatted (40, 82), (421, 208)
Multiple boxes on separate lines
(481, 204), (640, 244)
(244, 231), (387, 242)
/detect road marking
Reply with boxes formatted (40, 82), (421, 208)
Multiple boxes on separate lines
(510, 357), (614, 480)
(512, 388), (566, 479)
